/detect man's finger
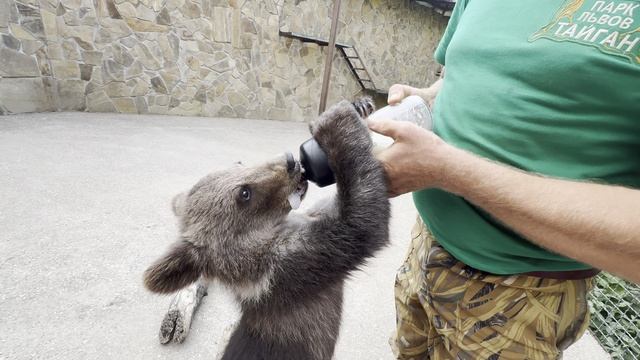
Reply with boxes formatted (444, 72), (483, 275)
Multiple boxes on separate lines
(387, 90), (404, 105)
(367, 119), (415, 141)
(368, 118), (402, 140)
(387, 84), (408, 105)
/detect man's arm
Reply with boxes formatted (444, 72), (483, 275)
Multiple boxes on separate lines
(369, 119), (640, 283)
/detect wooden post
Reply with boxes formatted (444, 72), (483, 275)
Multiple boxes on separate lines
(318, 0), (342, 114)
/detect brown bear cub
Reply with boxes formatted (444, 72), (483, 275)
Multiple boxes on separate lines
(144, 98), (390, 360)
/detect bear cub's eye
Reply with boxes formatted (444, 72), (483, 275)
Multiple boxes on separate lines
(239, 186), (252, 202)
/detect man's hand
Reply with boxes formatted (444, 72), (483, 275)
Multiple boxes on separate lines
(368, 118), (453, 197)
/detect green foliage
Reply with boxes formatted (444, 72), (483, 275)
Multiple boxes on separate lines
(589, 273), (640, 360)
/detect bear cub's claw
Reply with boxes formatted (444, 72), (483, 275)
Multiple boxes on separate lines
(351, 97), (374, 118)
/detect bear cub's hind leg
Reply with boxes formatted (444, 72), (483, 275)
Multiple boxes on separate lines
(159, 278), (209, 344)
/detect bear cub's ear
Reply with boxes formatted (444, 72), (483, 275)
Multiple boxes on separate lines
(144, 240), (204, 294)
(171, 192), (188, 217)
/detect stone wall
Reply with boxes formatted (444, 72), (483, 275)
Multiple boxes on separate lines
(0, 0), (447, 120)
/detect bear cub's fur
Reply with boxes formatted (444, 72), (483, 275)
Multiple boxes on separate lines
(144, 98), (390, 360)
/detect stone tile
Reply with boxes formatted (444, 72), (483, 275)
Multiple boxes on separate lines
(86, 90), (117, 112)
(102, 59), (125, 82)
(62, 38), (81, 60)
(231, 7), (241, 48)
(137, 3), (160, 20)
(112, 97), (137, 112)
(158, 33), (178, 62)
(218, 104), (235, 117)
(156, 7), (171, 25)
(148, 104), (168, 114)
(180, 0), (201, 18)
(186, 55), (200, 71)
(114, 2), (136, 18)
(9, 23), (37, 40)
(61, 0), (82, 8)
(212, 6), (231, 42)
(51, 59), (80, 78)
(16, 2), (40, 18)
(227, 90), (248, 107)
(90, 65), (103, 84)
(79, 64), (93, 81)
(150, 76), (168, 94)
(168, 100), (201, 115)
(134, 96), (148, 113)
(2, 34), (21, 50)
(125, 60), (143, 79)
(56, 79), (86, 110)
(127, 78), (148, 96)
(0, 0), (10, 28)
(0, 77), (54, 113)
(125, 18), (168, 32)
(209, 0), (230, 7)
(34, 48), (52, 76)
(155, 94), (170, 106)
(120, 36), (137, 48)
(113, 43), (134, 66)
(159, 66), (180, 89)
(0, 48), (40, 77)
(21, 39), (44, 55)
(62, 10), (81, 26)
(95, 18), (130, 41)
(82, 50), (103, 65)
(267, 106), (288, 121)
(40, 9), (58, 40)
(134, 43), (161, 70)
(164, 0), (186, 12)
(104, 81), (129, 97)
(84, 80), (100, 94)
(60, 24), (93, 43)
(56, 2), (66, 16)
(194, 86), (207, 103)
(210, 58), (233, 73)
(241, 17), (257, 34)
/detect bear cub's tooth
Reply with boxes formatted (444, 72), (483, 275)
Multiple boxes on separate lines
(288, 192), (302, 210)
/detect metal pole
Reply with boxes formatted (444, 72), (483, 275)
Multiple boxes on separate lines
(318, 0), (342, 114)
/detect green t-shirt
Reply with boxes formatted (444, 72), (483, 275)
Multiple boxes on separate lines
(415, 0), (640, 274)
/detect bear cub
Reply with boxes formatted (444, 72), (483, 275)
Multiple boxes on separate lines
(144, 98), (390, 360)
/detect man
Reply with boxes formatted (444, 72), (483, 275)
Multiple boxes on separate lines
(370, 0), (639, 358)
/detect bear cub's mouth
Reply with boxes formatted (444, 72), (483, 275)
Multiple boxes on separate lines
(287, 161), (308, 210)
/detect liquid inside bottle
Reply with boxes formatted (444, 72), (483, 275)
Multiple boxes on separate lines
(367, 95), (433, 154)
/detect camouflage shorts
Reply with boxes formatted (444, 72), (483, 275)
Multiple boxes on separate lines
(391, 217), (592, 360)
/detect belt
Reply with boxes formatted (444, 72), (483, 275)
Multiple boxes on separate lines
(523, 268), (601, 280)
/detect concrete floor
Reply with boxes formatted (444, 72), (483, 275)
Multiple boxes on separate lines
(0, 112), (610, 359)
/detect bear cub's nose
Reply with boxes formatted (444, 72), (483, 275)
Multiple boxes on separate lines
(285, 151), (296, 174)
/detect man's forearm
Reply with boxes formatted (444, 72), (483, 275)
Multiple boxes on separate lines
(443, 146), (640, 282)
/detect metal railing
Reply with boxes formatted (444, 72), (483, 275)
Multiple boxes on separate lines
(589, 273), (640, 359)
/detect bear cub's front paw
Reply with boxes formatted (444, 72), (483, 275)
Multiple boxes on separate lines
(309, 97), (374, 145)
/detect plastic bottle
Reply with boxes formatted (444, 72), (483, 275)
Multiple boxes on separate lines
(300, 95), (432, 187)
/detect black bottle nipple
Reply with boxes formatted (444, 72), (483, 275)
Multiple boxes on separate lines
(299, 98), (374, 187)
(299, 138), (334, 187)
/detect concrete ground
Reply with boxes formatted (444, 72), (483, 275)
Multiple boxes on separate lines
(0, 112), (610, 359)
